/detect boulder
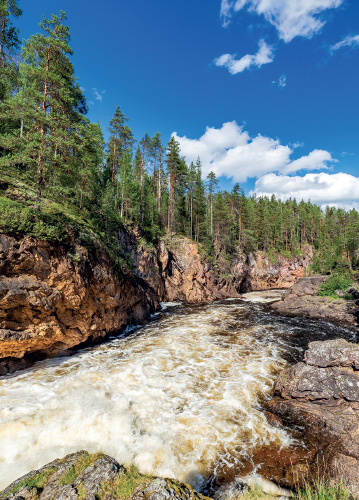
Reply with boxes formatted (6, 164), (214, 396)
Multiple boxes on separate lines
(0, 451), (210, 500)
(265, 339), (359, 497)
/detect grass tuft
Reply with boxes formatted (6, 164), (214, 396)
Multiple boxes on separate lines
(294, 479), (351, 500)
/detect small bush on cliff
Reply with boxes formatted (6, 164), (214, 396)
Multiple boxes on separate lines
(318, 274), (353, 298)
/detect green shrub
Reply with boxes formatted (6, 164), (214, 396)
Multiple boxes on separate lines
(318, 274), (353, 297)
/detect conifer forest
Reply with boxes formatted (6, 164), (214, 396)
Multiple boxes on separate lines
(1, 4), (358, 275)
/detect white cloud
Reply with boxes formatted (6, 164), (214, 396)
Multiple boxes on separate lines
(173, 121), (335, 181)
(330, 34), (359, 52)
(253, 172), (359, 210)
(221, 0), (344, 42)
(272, 74), (287, 88)
(91, 88), (106, 103)
(214, 40), (274, 74)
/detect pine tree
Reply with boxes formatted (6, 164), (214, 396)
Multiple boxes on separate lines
(108, 106), (126, 186)
(166, 136), (181, 238)
(0, 11), (87, 207)
(0, 0), (22, 100)
(207, 171), (218, 241)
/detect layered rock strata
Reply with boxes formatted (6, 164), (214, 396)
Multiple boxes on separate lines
(0, 233), (159, 375)
(265, 339), (359, 496)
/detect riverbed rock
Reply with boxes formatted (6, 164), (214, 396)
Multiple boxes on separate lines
(265, 338), (359, 496)
(271, 276), (357, 326)
(0, 234), (159, 375)
(0, 451), (210, 500)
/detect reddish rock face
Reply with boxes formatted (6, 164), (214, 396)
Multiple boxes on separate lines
(133, 236), (311, 303)
(237, 248), (313, 292)
(0, 234), (159, 374)
(0, 230), (312, 373)
(265, 339), (359, 496)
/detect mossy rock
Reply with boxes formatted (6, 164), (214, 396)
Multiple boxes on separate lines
(0, 451), (211, 500)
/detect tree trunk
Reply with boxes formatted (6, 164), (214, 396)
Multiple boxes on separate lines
(112, 132), (117, 185)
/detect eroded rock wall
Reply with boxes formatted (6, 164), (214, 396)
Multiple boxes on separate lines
(133, 235), (312, 303)
(0, 233), (159, 374)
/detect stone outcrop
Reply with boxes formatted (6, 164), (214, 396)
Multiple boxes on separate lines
(0, 451), (210, 500)
(0, 233), (159, 375)
(271, 276), (358, 326)
(237, 248), (312, 293)
(265, 339), (359, 496)
(133, 234), (312, 303)
(133, 237), (242, 303)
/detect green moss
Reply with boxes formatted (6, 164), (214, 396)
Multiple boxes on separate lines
(77, 482), (87, 499)
(318, 274), (353, 298)
(59, 452), (105, 485)
(97, 464), (151, 500)
(1, 467), (56, 498)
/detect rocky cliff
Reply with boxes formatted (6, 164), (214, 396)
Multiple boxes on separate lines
(132, 234), (312, 303)
(265, 339), (359, 496)
(0, 230), (312, 375)
(0, 233), (159, 375)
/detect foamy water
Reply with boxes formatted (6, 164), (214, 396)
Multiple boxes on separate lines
(0, 294), (355, 490)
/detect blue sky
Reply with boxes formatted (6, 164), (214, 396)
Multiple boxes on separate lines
(16, 0), (359, 208)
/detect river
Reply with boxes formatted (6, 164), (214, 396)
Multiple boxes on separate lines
(0, 291), (356, 491)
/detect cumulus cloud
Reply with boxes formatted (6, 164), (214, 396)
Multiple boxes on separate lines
(173, 121), (335, 181)
(253, 172), (359, 210)
(214, 40), (274, 74)
(330, 34), (359, 52)
(221, 0), (344, 42)
(92, 88), (106, 103)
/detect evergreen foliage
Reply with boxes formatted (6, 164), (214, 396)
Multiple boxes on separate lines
(0, 8), (359, 275)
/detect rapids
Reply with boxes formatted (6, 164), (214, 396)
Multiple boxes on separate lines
(0, 292), (356, 490)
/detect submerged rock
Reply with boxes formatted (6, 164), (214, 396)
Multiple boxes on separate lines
(0, 451), (210, 500)
(265, 338), (359, 497)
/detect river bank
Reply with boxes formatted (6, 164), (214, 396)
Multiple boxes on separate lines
(270, 275), (359, 327)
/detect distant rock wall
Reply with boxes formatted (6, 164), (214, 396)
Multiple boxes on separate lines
(133, 235), (312, 303)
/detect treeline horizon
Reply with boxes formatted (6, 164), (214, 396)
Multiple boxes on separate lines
(1, 5), (359, 274)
